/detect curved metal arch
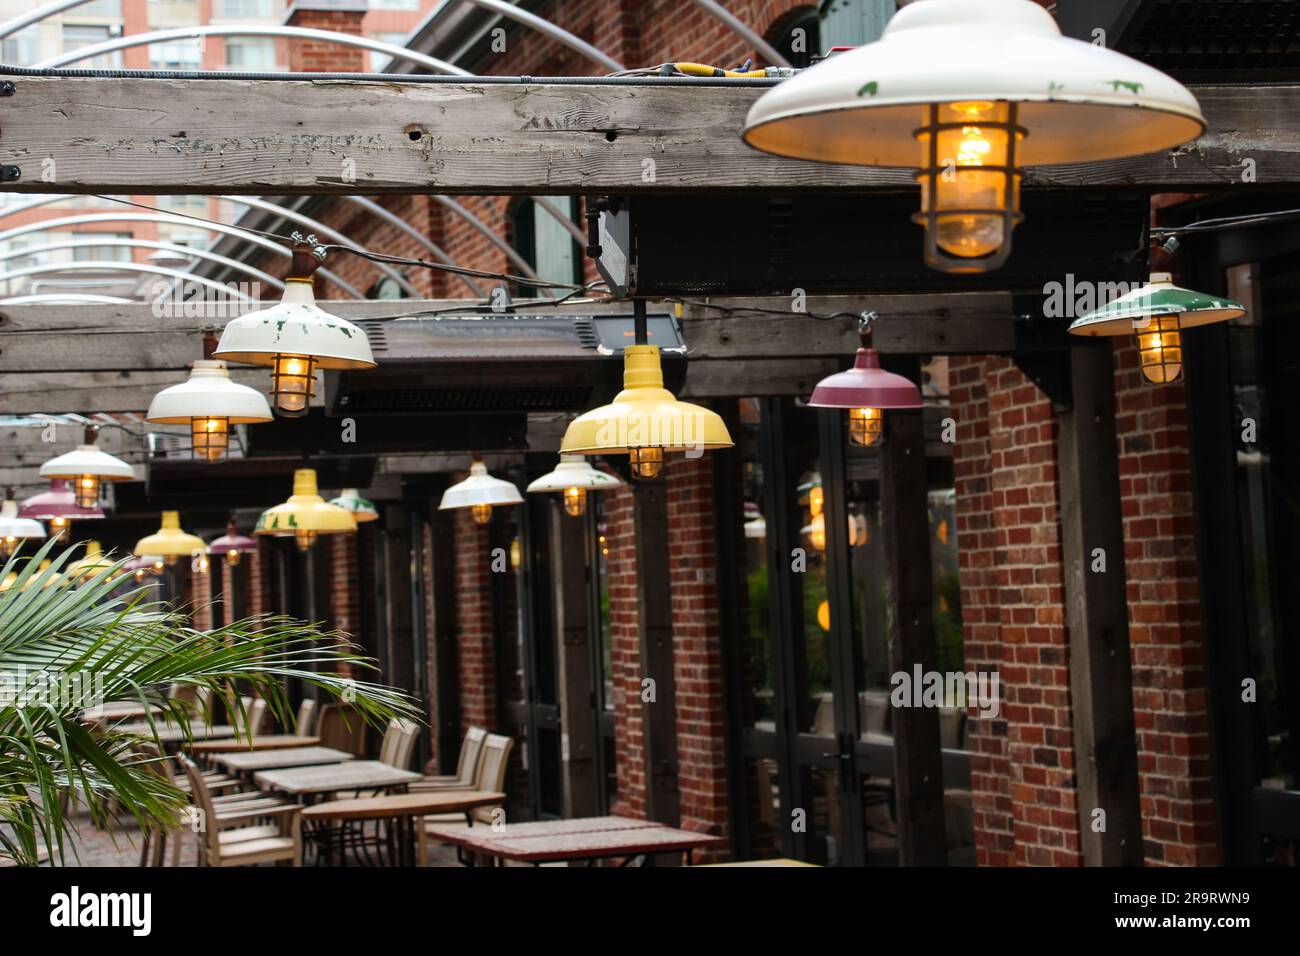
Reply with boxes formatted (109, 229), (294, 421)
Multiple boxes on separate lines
(0, 212), (364, 298)
(689, 0), (792, 68)
(433, 196), (542, 282)
(0, 237), (285, 289)
(0, 261), (258, 301)
(220, 196), (421, 298)
(531, 196), (588, 247)
(35, 25), (471, 75)
(0, 293), (135, 304)
(0, 0), (94, 41)
(340, 196), (484, 297)
(457, 0), (625, 74)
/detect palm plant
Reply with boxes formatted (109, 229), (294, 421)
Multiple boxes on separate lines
(0, 538), (417, 866)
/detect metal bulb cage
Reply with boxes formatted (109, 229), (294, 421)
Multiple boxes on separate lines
(271, 353), (317, 418)
(295, 529), (317, 552)
(191, 417), (230, 461)
(75, 476), (100, 509)
(628, 447), (665, 480)
(471, 504), (493, 525)
(1138, 314), (1184, 384)
(563, 487), (588, 517)
(913, 101), (1025, 273)
(848, 407), (885, 447)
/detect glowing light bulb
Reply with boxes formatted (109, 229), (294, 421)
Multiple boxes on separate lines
(1, 536), (16, 557)
(164, 554), (179, 567)
(295, 529), (317, 552)
(916, 101), (1022, 271)
(271, 353), (316, 417)
(226, 548), (242, 568)
(191, 416), (229, 461)
(75, 475), (100, 508)
(1137, 314), (1183, 384)
(809, 486), (824, 518)
(563, 486), (587, 517)
(848, 407), (884, 447)
(471, 503), (493, 525)
(629, 447), (664, 480)
(808, 513), (826, 552)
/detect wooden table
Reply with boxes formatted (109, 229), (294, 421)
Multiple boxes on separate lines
(254, 761), (421, 802)
(82, 702), (162, 723)
(699, 858), (819, 867)
(188, 734), (320, 754)
(214, 746), (354, 775)
(110, 721), (236, 747)
(423, 815), (726, 866)
(302, 791), (506, 867)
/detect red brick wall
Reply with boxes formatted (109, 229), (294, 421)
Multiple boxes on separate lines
(191, 565), (214, 631)
(1112, 340), (1218, 865)
(453, 507), (495, 731)
(246, 540), (271, 619)
(950, 356), (1082, 867)
(604, 484), (643, 819)
(285, 5), (368, 73)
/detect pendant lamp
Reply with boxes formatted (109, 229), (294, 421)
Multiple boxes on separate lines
(147, 332), (273, 460)
(208, 519), (258, 567)
(560, 345), (733, 479)
(526, 455), (623, 517)
(39, 427), (134, 509)
(0, 495), (46, 557)
(439, 457), (523, 525)
(741, 0), (1204, 273)
(255, 468), (357, 552)
(19, 479), (104, 541)
(807, 316), (922, 445)
(134, 512), (207, 567)
(328, 488), (379, 523)
(65, 540), (116, 582)
(1068, 272), (1245, 384)
(213, 241), (375, 417)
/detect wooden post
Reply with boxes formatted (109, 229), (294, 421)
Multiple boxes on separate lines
(427, 504), (462, 775)
(633, 480), (681, 828)
(551, 501), (599, 818)
(879, 358), (948, 865)
(1056, 341), (1144, 866)
(381, 502), (417, 704)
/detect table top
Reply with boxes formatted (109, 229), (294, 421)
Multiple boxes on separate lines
(254, 760), (421, 796)
(698, 858), (818, 867)
(188, 735), (321, 754)
(301, 790), (506, 822)
(83, 702), (163, 722)
(111, 721), (236, 744)
(214, 746), (355, 773)
(423, 815), (725, 863)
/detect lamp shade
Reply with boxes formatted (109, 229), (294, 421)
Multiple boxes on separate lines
(561, 345), (733, 455)
(213, 280), (376, 370)
(526, 456), (624, 495)
(741, 0), (1204, 168)
(39, 443), (134, 482)
(807, 348), (924, 410)
(255, 469), (357, 535)
(439, 461), (524, 511)
(0, 499), (46, 548)
(146, 360), (273, 423)
(134, 511), (207, 557)
(18, 479), (105, 521)
(207, 520), (258, 556)
(1068, 273), (1245, 336)
(329, 488), (379, 522)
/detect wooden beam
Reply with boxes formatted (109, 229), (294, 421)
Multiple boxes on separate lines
(550, 500), (598, 818)
(0, 77), (1290, 193)
(879, 359), (948, 865)
(633, 480), (681, 830)
(1056, 342), (1143, 866)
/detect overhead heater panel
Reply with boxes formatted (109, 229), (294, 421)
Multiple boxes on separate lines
(323, 312), (686, 416)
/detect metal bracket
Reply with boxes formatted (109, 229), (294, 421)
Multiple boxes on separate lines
(0, 165), (20, 182)
(0, 81), (14, 97)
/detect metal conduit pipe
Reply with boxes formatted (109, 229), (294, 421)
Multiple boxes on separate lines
(340, 196), (484, 297)
(456, 0), (625, 73)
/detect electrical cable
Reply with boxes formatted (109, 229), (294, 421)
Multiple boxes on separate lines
(1151, 207), (1300, 236)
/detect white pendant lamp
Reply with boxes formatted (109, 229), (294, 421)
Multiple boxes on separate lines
(213, 243), (375, 417)
(741, 0), (1205, 273)
(328, 488), (379, 523)
(526, 455), (623, 517)
(439, 456), (523, 525)
(0, 497), (46, 557)
(146, 343), (273, 461)
(39, 428), (135, 508)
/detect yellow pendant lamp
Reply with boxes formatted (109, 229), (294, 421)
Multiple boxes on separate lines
(255, 468), (357, 552)
(134, 512), (207, 567)
(560, 344), (733, 479)
(65, 540), (117, 582)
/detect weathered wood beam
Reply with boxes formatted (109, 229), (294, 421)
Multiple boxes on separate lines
(1056, 342), (1143, 865)
(0, 77), (1289, 193)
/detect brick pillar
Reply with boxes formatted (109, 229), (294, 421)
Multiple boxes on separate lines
(283, 1), (368, 73)
(453, 507), (495, 731)
(191, 564), (213, 631)
(246, 539), (270, 618)
(952, 357), (1082, 867)
(665, 456), (729, 857)
(1113, 340), (1218, 865)
(328, 533), (360, 635)
(605, 484), (644, 819)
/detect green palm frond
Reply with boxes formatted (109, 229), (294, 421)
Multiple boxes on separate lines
(0, 538), (418, 866)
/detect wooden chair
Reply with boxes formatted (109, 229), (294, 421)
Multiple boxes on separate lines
(417, 734), (514, 865)
(235, 695), (267, 737)
(378, 717), (420, 771)
(180, 756), (302, 867)
(294, 698), (319, 737)
(317, 703), (367, 756)
(408, 726), (486, 791)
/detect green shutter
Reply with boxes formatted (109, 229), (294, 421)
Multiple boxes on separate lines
(818, 0), (895, 52)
